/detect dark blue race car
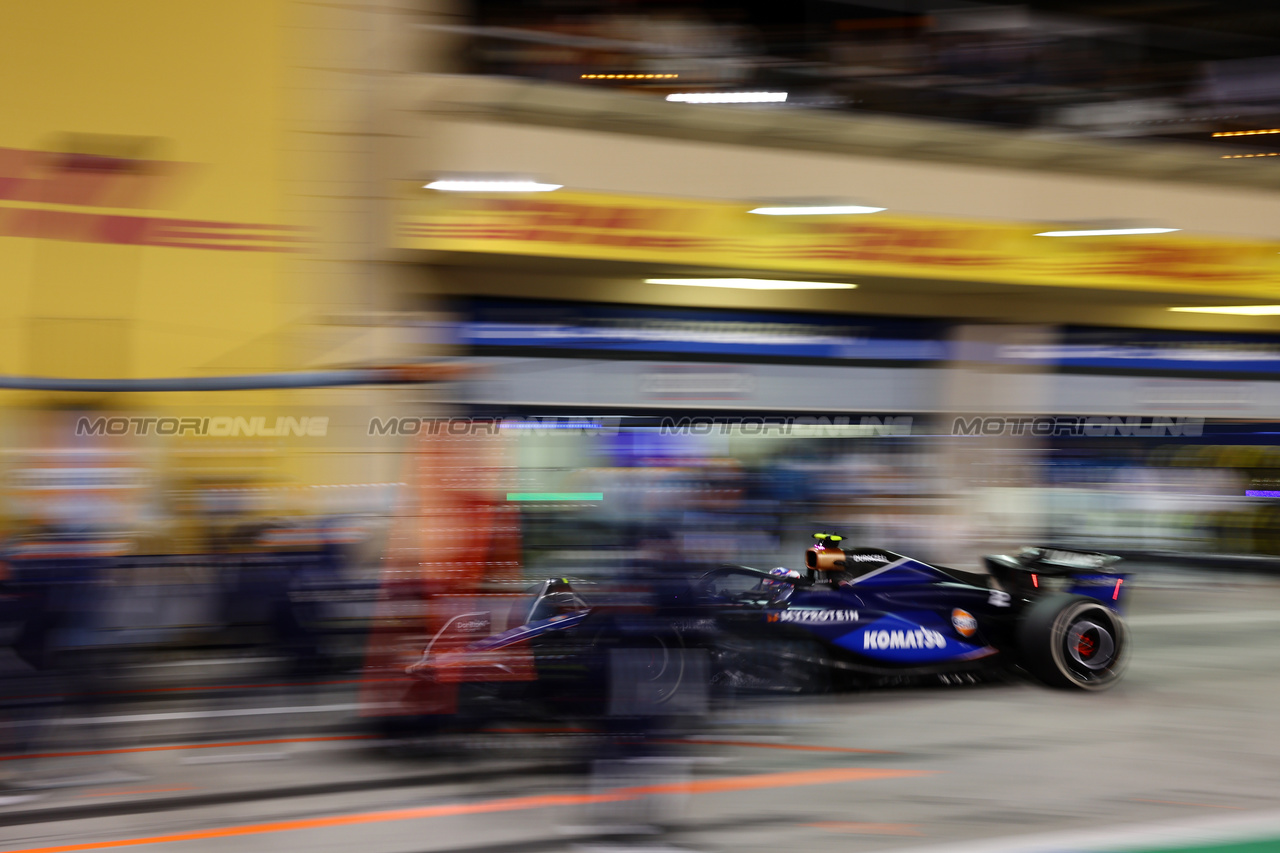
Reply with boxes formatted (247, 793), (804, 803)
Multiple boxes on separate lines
(409, 535), (1129, 716)
(699, 534), (1129, 692)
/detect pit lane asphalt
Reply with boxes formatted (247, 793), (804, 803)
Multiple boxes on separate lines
(6, 565), (1280, 853)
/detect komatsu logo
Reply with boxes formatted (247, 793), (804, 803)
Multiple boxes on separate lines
(772, 609), (859, 624)
(863, 628), (946, 650)
(845, 554), (890, 563)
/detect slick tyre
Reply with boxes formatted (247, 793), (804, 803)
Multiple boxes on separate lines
(1018, 594), (1127, 691)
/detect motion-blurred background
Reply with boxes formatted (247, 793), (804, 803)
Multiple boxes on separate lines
(6, 0), (1280, 849)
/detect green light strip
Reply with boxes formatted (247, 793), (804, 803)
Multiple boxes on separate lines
(506, 492), (604, 502)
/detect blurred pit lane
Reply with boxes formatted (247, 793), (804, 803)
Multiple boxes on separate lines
(6, 563), (1280, 853)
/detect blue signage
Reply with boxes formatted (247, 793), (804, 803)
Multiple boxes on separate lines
(449, 299), (949, 362)
(997, 327), (1280, 375)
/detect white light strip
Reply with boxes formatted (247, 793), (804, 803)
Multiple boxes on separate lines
(1168, 305), (1280, 316)
(425, 180), (562, 192)
(666, 92), (787, 104)
(1035, 227), (1180, 237)
(749, 205), (886, 215)
(646, 278), (856, 290)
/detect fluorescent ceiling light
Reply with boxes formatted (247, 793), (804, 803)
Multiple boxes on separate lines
(1035, 227), (1180, 237)
(425, 180), (562, 192)
(646, 278), (855, 290)
(1168, 305), (1280, 316)
(749, 205), (886, 215)
(666, 92), (787, 104)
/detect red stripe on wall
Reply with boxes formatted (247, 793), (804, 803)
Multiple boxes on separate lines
(0, 206), (308, 252)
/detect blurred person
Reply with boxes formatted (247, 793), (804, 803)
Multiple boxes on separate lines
(164, 513), (360, 764)
(2, 525), (145, 788)
(564, 527), (709, 847)
(0, 544), (51, 803)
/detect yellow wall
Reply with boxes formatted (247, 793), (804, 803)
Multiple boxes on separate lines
(0, 0), (289, 389)
(0, 1), (342, 530)
(0, 1), (428, 530)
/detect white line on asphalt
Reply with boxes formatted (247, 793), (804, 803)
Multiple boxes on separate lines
(1127, 610), (1280, 627)
(876, 807), (1280, 853)
(669, 735), (791, 742)
(128, 657), (286, 669)
(181, 751), (289, 764)
(0, 703), (366, 728)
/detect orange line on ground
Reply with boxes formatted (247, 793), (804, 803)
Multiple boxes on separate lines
(1131, 798), (1245, 809)
(2, 767), (932, 853)
(656, 738), (895, 754)
(805, 821), (925, 836)
(0, 736), (374, 762)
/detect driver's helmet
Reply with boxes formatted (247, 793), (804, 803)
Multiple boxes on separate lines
(764, 566), (802, 587)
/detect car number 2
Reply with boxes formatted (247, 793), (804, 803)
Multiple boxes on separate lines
(988, 589), (1012, 607)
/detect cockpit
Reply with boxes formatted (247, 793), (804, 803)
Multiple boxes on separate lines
(523, 577), (590, 623)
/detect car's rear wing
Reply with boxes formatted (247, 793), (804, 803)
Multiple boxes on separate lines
(984, 547), (1128, 609)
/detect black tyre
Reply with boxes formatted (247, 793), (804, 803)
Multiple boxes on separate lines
(618, 630), (688, 708)
(1018, 594), (1127, 691)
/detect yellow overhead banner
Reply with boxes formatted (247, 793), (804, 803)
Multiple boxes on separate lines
(397, 188), (1280, 298)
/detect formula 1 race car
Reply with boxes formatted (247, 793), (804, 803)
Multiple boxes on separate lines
(700, 534), (1129, 692)
(400, 535), (1129, 724)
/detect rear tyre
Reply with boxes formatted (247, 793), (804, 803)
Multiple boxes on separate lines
(1018, 594), (1127, 691)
